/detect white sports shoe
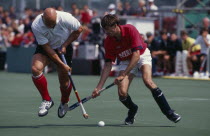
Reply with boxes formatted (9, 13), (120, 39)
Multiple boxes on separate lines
(58, 103), (68, 118)
(38, 100), (54, 117)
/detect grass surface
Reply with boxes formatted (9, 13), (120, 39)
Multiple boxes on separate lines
(0, 71), (210, 136)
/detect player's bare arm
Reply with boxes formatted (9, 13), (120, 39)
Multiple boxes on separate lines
(115, 50), (140, 85)
(60, 26), (83, 54)
(42, 43), (71, 72)
(92, 61), (112, 98)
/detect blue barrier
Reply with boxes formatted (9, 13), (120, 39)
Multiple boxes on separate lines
(6, 47), (35, 73)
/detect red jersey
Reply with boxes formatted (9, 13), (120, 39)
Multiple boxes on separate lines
(104, 24), (147, 62)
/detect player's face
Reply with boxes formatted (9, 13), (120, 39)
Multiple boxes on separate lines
(103, 25), (118, 37)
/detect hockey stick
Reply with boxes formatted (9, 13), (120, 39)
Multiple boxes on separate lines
(68, 82), (115, 111)
(61, 54), (89, 119)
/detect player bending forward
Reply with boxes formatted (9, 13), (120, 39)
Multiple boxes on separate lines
(31, 8), (83, 117)
(92, 14), (181, 125)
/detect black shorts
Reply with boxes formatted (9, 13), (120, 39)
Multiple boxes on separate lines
(34, 45), (73, 67)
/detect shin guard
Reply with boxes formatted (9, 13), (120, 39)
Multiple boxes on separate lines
(151, 88), (173, 115)
(60, 82), (72, 104)
(119, 95), (137, 110)
(32, 73), (51, 101)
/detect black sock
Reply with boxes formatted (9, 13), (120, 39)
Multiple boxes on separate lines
(151, 88), (173, 115)
(119, 95), (136, 110)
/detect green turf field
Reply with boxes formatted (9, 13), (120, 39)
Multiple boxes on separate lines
(0, 71), (210, 136)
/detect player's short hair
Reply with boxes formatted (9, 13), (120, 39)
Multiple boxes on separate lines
(101, 14), (119, 29)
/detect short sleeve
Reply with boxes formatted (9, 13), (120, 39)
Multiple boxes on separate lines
(31, 26), (48, 45)
(128, 25), (145, 50)
(104, 39), (116, 62)
(62, 12), (81, 31)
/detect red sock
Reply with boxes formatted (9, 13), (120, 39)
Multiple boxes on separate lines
(60, 83), (72, 104)
(32, 73), (51, 101)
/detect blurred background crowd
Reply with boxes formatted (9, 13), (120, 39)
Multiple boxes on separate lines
(0, 0), (210, 78)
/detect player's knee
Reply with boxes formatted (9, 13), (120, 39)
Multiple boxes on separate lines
(118, 92), (127, 99)
(31, 65), (43, 76)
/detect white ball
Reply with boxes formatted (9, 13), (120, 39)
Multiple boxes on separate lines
(98, 121), (105, 127)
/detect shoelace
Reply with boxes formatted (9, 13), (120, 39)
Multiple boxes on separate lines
(39, 101), (51, 109)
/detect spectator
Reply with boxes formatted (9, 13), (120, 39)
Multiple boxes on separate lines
(167, 33), (182, 74)
(70, 3), (80, 19)
(122, 2), (135, 16)
(80, 5), (93, 25)
(146, 0), (158, 17)
(105, 3), (116, 15)
(146, 32), (161, 76)
(136, 0), (147, 17)
(0, 18), (6, 28)
(9, 6), (16, 19)
(5, 16), (12, 26)
(2, 26), (14, 47)
(57, 6), (64, 11)
(22, 8), (34, 20)
(116, 2), (124, 15)
(157, 30), (169, 74)
(190, 28), (210, 74)
(23, 17), (32, 33)
(178, 30), (201, 76)
(202, 17), (210, 34)
(11, 33), (23, 47)
(0, 6), (3, 17)
(0, 26), (6, 70)
(17, 19), (25, 34)
(21, 30), (35, 47)
(11, 21), (23, 47)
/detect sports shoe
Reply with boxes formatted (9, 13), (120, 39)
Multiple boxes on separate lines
(58, 103), (68, 118)
(166, 111), (181, 123)
(38, 100), (54, 117)
(124, 105), (138, 125)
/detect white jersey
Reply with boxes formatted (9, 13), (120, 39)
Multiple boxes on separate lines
(194, 34), (210, 54)
(31, 11), (81, 49)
